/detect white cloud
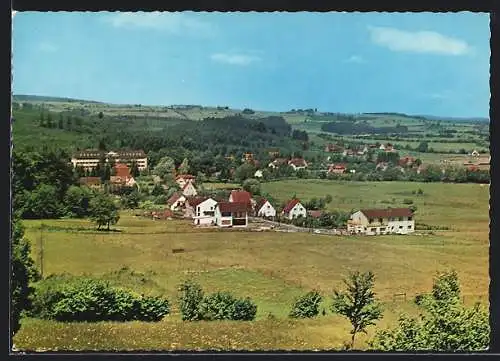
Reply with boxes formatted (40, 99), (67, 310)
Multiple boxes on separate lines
(210, 53), (261, 66)
(345, 55), (365, 64)
(103, 12), (214, 36)
(368, 26), (471, 56)
(38, 42), (58, 53)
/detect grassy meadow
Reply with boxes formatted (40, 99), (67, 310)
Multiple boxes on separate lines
(14, 180), (489, 351)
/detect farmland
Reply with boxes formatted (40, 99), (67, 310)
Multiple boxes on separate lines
(13, 180), (489, 351)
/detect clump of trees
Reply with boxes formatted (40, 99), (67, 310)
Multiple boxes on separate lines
(369, 270), (489, 351)
(178, 280), (257, 321)
(88, 193), (120, 230)
(30, 275), (170, 322)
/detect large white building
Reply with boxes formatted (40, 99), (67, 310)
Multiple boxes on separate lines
(214, 202), (249, 227)
(347, 208), (415, 235)
(71, 150), (148, 171)
(193, 198), (218, 226)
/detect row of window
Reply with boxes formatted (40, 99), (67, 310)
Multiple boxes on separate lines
(368, 216), (412, 223)
(369, 225), (412, 232)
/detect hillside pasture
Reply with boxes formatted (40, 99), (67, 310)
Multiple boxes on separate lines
(14, 179), (489, 351)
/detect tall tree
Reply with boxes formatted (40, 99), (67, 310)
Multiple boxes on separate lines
(11, 217), (39, 338)
(331, 271), (383, 350)
(178, 158), (190, 174)
(88, 193), (120, 230)
(153, 156), (176, 183)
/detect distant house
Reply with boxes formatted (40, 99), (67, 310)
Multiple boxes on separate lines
(384, 143), (396, 153)
(110, 175), (136, 189)
(151, 209), (174, 220)
(328, 163), (347, 174)
(471, 150), (480, 157)
(193, 198), (218, 226)
(243, 152), (254, 162)
(229, 190), (254, 211)
(182, 182), (198, 197)
(268, 158), (289, 169)
(376, 162), (389, 171)
(184, 197), (209, 218)
(282, 199), (307, 220)
(268, 149), (280, 158)
(214, 202), (249, 227)
(114, 163), (131, 177)
(288, 158), (308, 171)
(342, 149), (356, 157)
(254, 170), (263, 178)
(347, 208), (415, 235)
(324, 144), (344, 153)
(254, 198), (276, 218)
(79, 177), (102, 190)
(175, 174), (196, 188)
(399, 156), (416, 167)
(167, 192), (186, 211)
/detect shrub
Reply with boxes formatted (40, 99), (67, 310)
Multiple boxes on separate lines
(200, 292), (258, 321)
(403, 198), (414, 205)
(289, 290), (323, 319)
(229, 298), (257, 321)
(199, 291), (236, 321)
(30, 276), (169, 322)
(178, 280), (204, 321)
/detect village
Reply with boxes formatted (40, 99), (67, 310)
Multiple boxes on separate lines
(72, 148), (419, 236)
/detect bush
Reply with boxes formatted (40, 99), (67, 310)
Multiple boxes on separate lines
(403, 198), (414, 205)
(289, 290), (323, 319)
(178, 280), (204, 321)
(30, 275), (170, 322)
(229, 298), (257, 321)
(199, 292), (235, 321)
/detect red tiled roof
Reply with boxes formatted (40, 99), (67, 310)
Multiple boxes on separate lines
(230, 190), (252, 204)
(289, 158), (307, 167)
(217, 201), (249, 213)
(167, 192), (183, 205)
(176, 174), (196, 180)
(186, 197), (209, 208)
(360, 208), (413, 218)
(307, 210), (323, 218)
(114, 163), (131, 178)
(283, 199), (301, 214)
(182, 182), (196, 190)
(79, 177), (101, 185)
(329, 163), (346, 170)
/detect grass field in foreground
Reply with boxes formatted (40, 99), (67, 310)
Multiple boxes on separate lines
(14, 181), (489, 351)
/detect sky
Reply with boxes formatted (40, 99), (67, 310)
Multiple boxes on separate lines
(12, 11), (490, 118)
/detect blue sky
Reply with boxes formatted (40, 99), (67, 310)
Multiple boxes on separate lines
(12, 11), (490, 117)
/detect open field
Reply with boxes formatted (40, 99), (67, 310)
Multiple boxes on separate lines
(14, 180), (489, 351)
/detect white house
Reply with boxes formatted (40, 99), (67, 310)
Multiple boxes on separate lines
(255, 198), (276, 218)
(347, 208), (415, 235)
(268, 158), (289, 169)
(182, 182), (198, 197)
(193, 198), (218, 226)
(254, 170), (263, 178)
(282, 199), (307, 220)
(175, 174), (196, 188)
(166, 192), (186, 211)
(471, 149), (480, 157)
(214, 202), (249, 227)
(288, 158), (308, 171)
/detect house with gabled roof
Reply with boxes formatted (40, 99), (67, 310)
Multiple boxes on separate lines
(229, 190), (254, 210)
(193, 197), (218, 226)
(254, 198), (276, 218)
(182, 182), (198, 197)
(214, 202), (249, 227)
(282, 199), (307, 220)
(79, 177), (102, 190)
(175, 174), (196, 188)
(184, 197), (209, 218)
(328, 163), (347, 174)
(347, 208), (415, 235)
(288, 158), (308, 171)
(167, 192), (186, 211)
(268, 158), (289, 169)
